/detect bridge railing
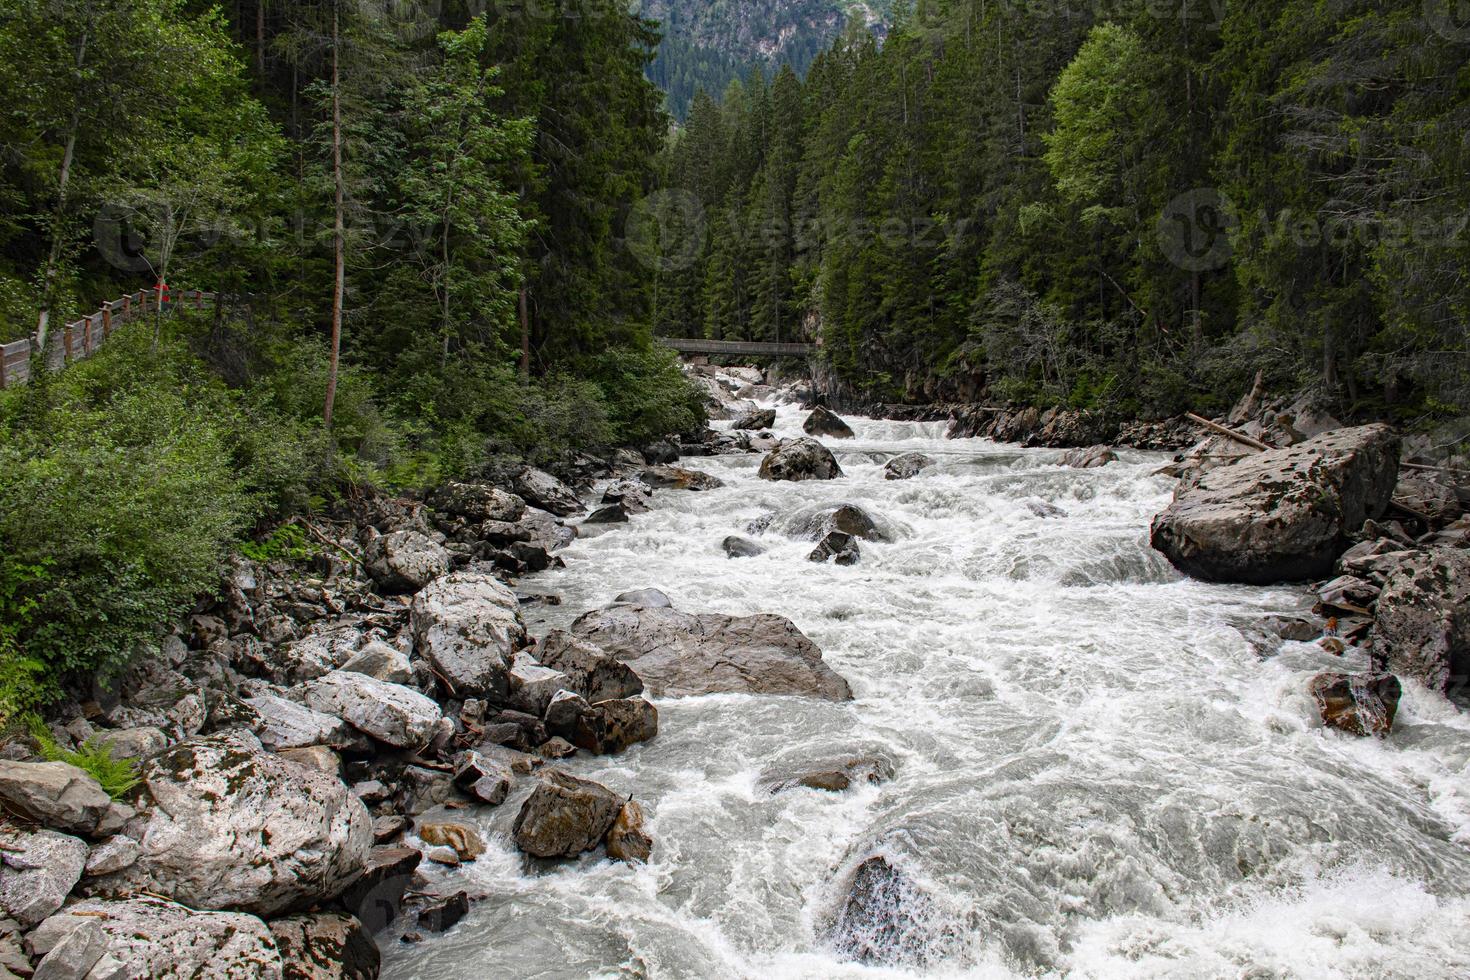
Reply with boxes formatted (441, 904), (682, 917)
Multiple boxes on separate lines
(0, 289), (217, 389)
(657, 336), (816, 357)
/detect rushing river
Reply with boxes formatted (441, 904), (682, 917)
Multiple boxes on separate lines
(383, 397), (1470, 980)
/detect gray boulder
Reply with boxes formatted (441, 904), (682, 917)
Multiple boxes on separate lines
(571, 698), (658, 755)
(0, 761), (115, 837)
(722, 535), (766, 558)
(303, 672), (441, 749)
(809, 531), (860, 566)
(364, 530), (448, 594)
(759, 438), (843, 482)
(100, 732), (371, 917)
(803, 406), (855, 438)
(1373, 547), (1470, 694)
(511, 770), (623, 859)
(1150, 424), (1400, 583)
(268, 912), (378, 980)
(639, 466), (724, 491)
(246, 694), (351, 752)
(778, 502), (892, 542)
(273, 626), (362, 685)
(1062, 445), (1118, 469)
(601, 479), (653, 514)
(411, 570), (526, 699)
(570, 602), (852, 701)
(0, 827), (87, 928)
(32, 917), (106, 980)
(29, 897), (281, 980)
(85, 835), (141, 877)
(614, 588), (673, 608)
(453, 751), (513, 806)
(339, 642), (413, 685)
(513, 466), (584, 517)
(507, 652), (571, 716)
(760, 755), (896, 794)
(884, 453), (934, 481)
(733, 408), (777, 430)
(431, 482), (525, 523)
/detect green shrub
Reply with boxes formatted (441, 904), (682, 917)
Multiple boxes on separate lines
(30, 721), (141, 799)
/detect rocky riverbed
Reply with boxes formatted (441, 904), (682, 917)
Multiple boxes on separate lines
(3, 367), (1468, 979)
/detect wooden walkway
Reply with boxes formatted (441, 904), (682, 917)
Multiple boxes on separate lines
(1, 290), (217, 388)
(657, 336), (816, 358)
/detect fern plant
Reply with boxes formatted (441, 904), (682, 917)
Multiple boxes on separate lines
(29, 720), (142, 800)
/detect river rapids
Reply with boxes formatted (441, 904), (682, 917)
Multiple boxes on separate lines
(383, 397), (1470, 980)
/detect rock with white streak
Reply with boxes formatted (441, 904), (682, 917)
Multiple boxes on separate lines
(0, 827), (87, 928)
(411, 570), (527, 699)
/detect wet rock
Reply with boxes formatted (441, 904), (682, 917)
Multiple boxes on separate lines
(604, 801), (652, 864)
(543, 691), (592, 742)
(1309, 672), (1401, 736)
(364, 530), (448, 594)
(733, 408), (777, 430)
(416, 892), (468, 933)
(1373, 547), (1470, 694)
(0, 761), (114, 837)
(452, 751), (513, 806)
(781, 502), (892, 542)
(511, 770), (622, 859)
(31, 897), (281, 980)
(398, 766), (457, 816)
(84, 835), (141, 877)
(537, 737), (577, 760)
(334, 846), (420, 933)
(642, 438), (680, 465)
(722, 535), (766, 558)
(487, 710), (547, 749)
(570, 603), (852, 701)
(601, 480), (653, 514)
(339, 642), (413, 685)
(583, 503), (630, 525)
(101, 731), (371, 917)
(430, 482), (525, 523)
(268, 912), (379, 980)
(809, 531), (860, 566)
(759, 438), (843, 482)
(1062, 445), (1118, 469)
(884, 453), (934, 481)
(804, 406), (855, 438)
(1317, 575), (1379, 613)
(512, 467), (584, 517)
(0, 827), (87, 928)
(572, 698), (658, 755)
(411, 570), (527, 699)
(829, 855), (936, 967)
(534, 631), (644, 703)
(417, 822), (486, 862)
(371, 816), (407, 843)
(247, 694), (351, 752)
(638, 466), (724, 491)
(32, 917), (106, 980)
(507, 653), (571, 717)
(760, 756), (895, 794)
(614, 588), (673, 608)
(1149, 424), (1401, 584)
(303, 672), (440, 750)
(1024, 499), (1067, 519)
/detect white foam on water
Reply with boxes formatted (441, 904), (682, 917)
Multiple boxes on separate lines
(382, 390), (1470, 980)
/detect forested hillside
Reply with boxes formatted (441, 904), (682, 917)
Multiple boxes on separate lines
(648, 0), (1470, 418)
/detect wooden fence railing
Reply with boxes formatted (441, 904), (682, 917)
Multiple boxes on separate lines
(0, 289), (217, 389)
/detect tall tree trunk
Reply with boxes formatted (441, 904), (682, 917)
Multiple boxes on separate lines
(518, 287), (530, 378)
(255, 0), (265, 77)
(323, 0), (343, 429)
(35, 24), (90, 362)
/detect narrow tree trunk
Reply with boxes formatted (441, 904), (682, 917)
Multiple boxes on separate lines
(256, 0), (265, 77)
(323, 0), (344, 429)
(518, 287), (530, 378)
(35, 25), (90, 361)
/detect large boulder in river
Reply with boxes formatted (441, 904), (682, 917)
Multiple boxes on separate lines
(884, 453), (934, 481)
(733, 407), (777, 430)
(363, 529), (448, 593)
(778, 502), (893, 542)
(570, 602), (852, 700)
(1062, 445), (1118, 469)
(804, 406), (855, 438)
(1309, 672), (1401, 736)
(512, 466), (584, 516)
(511, 770), (623, 858)
(411, 569), (527, 698)
(640, 465), (724, 491)
(759, 438), (844, 482)
(97, 731), (371, 917)
(1149, 424), (1400, 583)
(534, 630), (644, 702)
(1372, 547), (1470, 694)
(29, 897), (282, 979)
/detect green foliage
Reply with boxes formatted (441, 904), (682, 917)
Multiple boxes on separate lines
(239, 524), (312, 564)
(30, 721), (141, 799)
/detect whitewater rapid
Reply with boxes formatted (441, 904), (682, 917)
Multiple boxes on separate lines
(383, 402), (1470, 980)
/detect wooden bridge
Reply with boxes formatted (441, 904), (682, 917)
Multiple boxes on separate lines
(656, 336), (816, 358)
(0, 289), (218, 388)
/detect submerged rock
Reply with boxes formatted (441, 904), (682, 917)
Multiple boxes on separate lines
(760, 756), (896, 794)
(780, 502), (893, 542)
(722, 534), (766, 558)
(1149, 424), (1400, 583)
(809, 531), (860, 566)
(1372, 547), (1470, 694)
(829, 855), (938, 967)
(733, 408), (777, 431)
(759, 438), (843, 482)
(1061, 445), (1118, 469)
(804, 406), (855, 438)
(511, 770), (623, 859)
(884, 453), (934, 481)
(570, 602), (852, 700)
(1309, 672), (1401, 736)
(417, 892), (469, 934)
